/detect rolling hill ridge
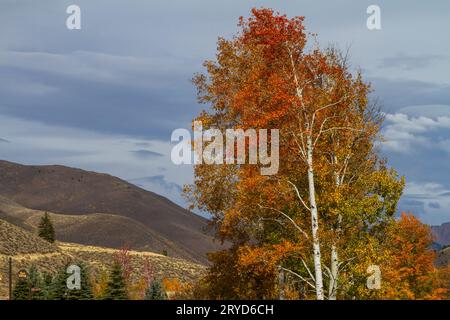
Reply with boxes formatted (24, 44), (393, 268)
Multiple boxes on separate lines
(0, 196), (200, 262)
(0, 160), (221, 264)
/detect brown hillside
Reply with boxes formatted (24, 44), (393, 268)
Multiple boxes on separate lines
(0, 160), (221, 264)
(0, 219), (57, 255)
(0, 196), (204, 262)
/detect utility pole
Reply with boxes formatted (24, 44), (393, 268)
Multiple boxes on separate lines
(8, 257), (12, 300)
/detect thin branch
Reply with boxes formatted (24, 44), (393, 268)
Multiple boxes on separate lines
(339, 154), (351, 185)
(323, 265), (332, 280)
(338, 256), (357, 269)
(313, 115), (341, 147)
(288, 49), (303, 100)
(290, 131), (306, 161)
(280, 266), (316, 290)
(323, 264), (339, 300)
(313, 95), (348, 117)
(320, 127), (364, 134)
(301, 258), (316, 282)
(258, 204), (309, 240)
(285, 179), (311, 212)
(313, 117), (329, 147)
(296, 113), (308, 153)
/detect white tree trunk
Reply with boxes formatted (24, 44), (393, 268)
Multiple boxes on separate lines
(306, 135), (324, 300)
(329, 244), (339, 300)
(278, 266), (285, 300)
(329, 166), (342, 300)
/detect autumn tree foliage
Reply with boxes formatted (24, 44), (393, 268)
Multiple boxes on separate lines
(435, 265), (450, 300)
(113, 246), (133, 284)
(186, 8), (406, 299)
(380, 213), (447, 299)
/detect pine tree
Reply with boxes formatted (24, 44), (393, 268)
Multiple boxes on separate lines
(144, 279), (167, 300)
(47, 263), (94, 300)
(49, 266), (68, 300)
(103, 262), (128, 300)
(41, 272), (54, 300)
(38, 212), (55, 243)
(28, 264), (44, 300)
(65, 263), (94, 300)
(12, 277), (30, 300)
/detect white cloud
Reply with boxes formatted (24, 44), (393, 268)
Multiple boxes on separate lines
(401, 182), (450, 225)
(382, 113), (450, 153)
(404, 182), (448, 198)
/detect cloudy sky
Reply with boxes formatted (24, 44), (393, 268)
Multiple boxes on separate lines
(1, 0), (450, 225)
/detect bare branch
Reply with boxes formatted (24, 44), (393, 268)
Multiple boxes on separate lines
(313, 95), (348, 117)
(258, 204), (309, 240)
(290, 130), (307, 161)
(301, 258), (316, 282)
(285, 179), (311, 212)
(313, 115), (341, 147)
(320, 127), (364, 134)
(338, 256), (357, 270)
(280, 266), (316, 290)
(323, 265), (332, 280)
(339, 154), (351, 185)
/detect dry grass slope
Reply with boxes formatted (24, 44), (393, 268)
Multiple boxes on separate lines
(0, 195), (206, 263)
(0, 219), (205, 300)
(0, 219), (58, 255)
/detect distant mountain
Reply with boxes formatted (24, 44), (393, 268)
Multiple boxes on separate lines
(0, 160), (222, 264)
(431, 222), (450, 247)
(435, 247), (450, 268)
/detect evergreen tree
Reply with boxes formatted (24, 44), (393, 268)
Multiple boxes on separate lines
(65, 263), (94, 300)
(28, 264), (44, 300)
(41, 272), (54, 300)
(103, 262), (128, 300)
(38, 212), (55, 243)
(12, 277), (30, 300)
(49, 266), (69, 300)
(144, 279), (167, 300)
